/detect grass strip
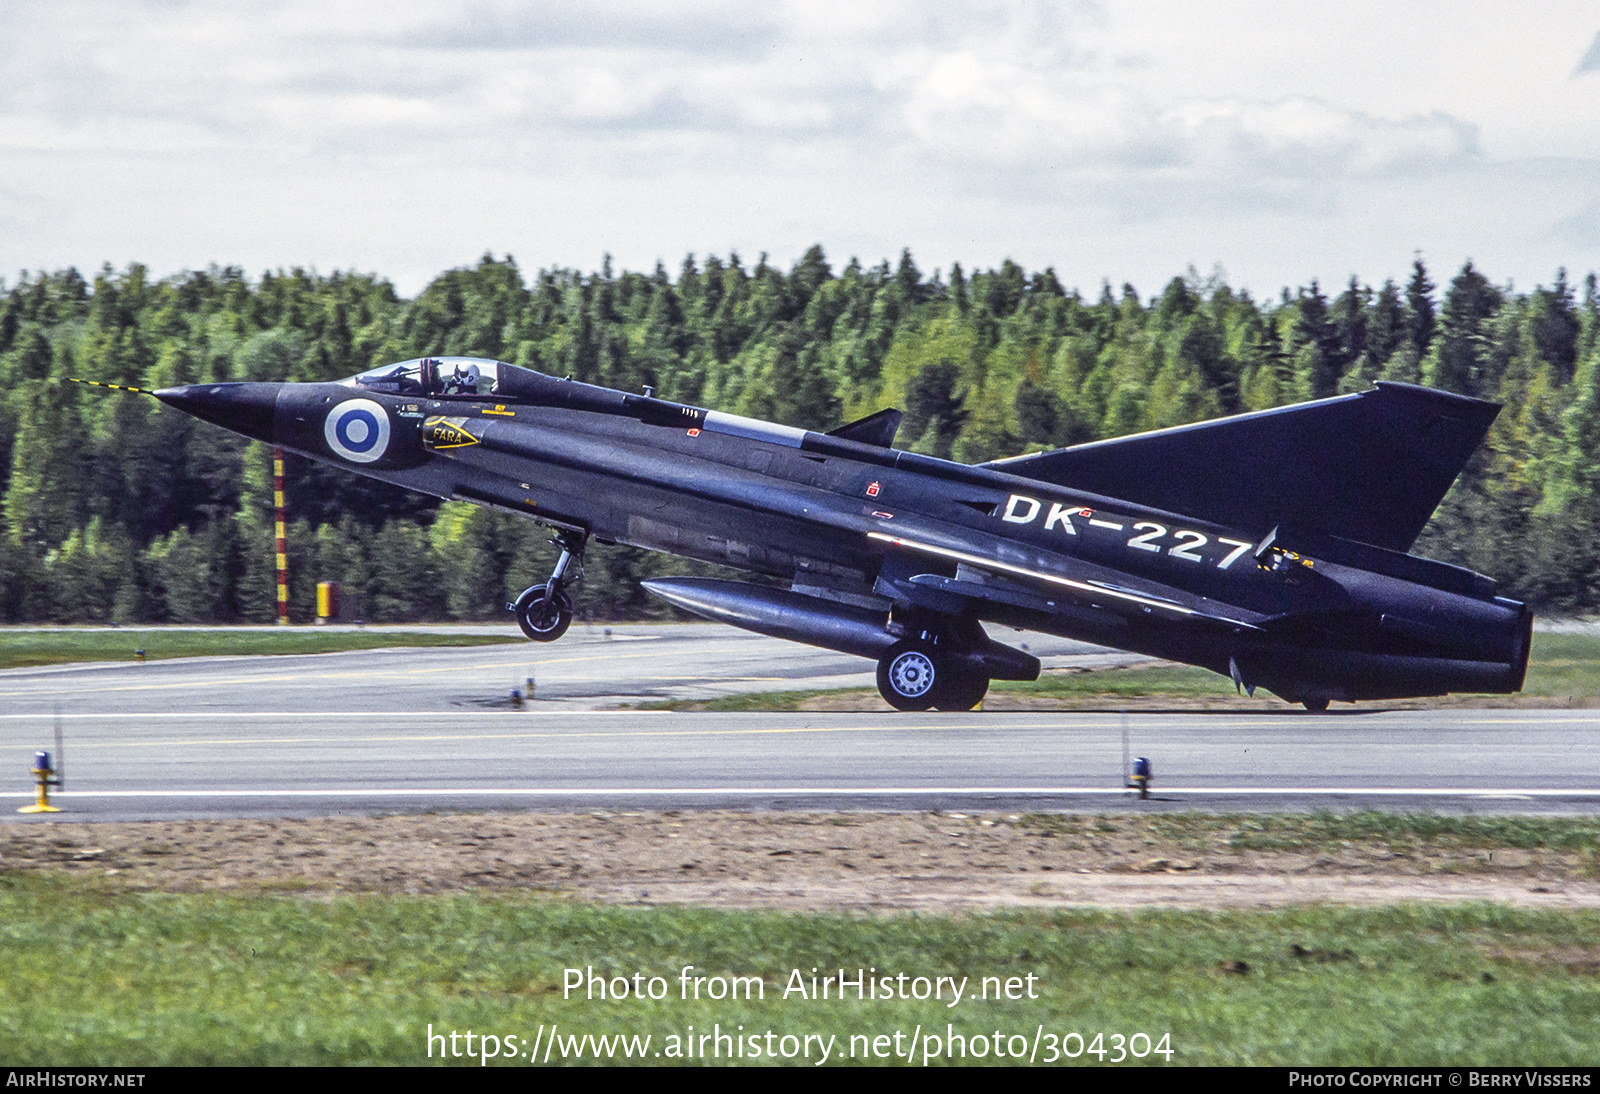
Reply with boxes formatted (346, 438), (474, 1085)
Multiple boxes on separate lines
(1008, 809), (1600, 858)
(634, 665), (1229, 712)
(0, 873), (1596, 1066)
(991, 663), (1229, 698)
(1519, 632), (1600, 696)
(651, 631), (1600, 711)
(0, 629), (522, 670)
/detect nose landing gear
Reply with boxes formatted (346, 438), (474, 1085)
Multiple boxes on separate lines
(511, 530), (586, 643)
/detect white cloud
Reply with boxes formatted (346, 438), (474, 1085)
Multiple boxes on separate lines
(0, 0), (1481, 179)
(1165, 99), (1478, 178)
(0, 1), (1596, 297)
(1575, 29), (1600, 74)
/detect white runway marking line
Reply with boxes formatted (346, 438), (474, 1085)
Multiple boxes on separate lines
(43, 713), (1582, 751)
(0, 711), (670, 719)
(0, 710), (1593, 726)
(2, 710), (1597, 723)
(5, 787), (1600, 800)
(0, 644), (761, 697)
(13, 721), (1104, 748)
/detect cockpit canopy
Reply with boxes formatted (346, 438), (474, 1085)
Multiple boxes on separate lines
(353, 357), (500, 398)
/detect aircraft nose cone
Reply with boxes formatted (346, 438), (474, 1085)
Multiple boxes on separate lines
(154, 382), (283, 443)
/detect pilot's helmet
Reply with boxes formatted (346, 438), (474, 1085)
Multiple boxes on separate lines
(455, 363), (480, 392)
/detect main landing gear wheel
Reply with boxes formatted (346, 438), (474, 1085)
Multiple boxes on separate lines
(514, 583), (572, 642)
(1302, 697), (1330, 712)
(877, 640), (942, 712)
(934, 669), (990, 712)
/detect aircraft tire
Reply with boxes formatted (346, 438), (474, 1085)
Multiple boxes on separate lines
(1302, 697), (1330, 712)
(877, 640), (942, 712)
(933, 669), (990, 712)
(515, 583), (573, 642)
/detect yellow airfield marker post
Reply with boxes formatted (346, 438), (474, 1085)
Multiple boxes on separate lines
(19, 751), (61, 814)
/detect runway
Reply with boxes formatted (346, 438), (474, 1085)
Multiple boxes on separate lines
(2, 624), (1596, 820)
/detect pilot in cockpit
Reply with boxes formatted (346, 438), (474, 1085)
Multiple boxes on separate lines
(444, 362), (481, 395)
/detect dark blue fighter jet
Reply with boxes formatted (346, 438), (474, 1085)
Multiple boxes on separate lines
(143, 357), (1531, 711)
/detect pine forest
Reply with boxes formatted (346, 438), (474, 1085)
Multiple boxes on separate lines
(1, 248), (1596, 624)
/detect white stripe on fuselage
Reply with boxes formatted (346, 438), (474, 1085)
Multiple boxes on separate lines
(702, 411), (807, 448)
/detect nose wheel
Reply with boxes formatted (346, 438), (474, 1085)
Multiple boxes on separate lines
(511, 530), (585, 643)
(514, 583), (573, 642)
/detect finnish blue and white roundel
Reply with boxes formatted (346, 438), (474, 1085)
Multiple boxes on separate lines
(324, 399), (391, 463)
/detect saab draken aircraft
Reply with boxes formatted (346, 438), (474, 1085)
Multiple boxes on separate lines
(123, 357), (1529, 711)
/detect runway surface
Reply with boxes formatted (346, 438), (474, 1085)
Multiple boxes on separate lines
(2, 624), (1595, 819)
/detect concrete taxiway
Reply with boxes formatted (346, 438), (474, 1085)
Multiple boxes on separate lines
(2, 624), (1595, 820)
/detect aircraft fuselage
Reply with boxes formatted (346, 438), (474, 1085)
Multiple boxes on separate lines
(149, 361), (1532, 710)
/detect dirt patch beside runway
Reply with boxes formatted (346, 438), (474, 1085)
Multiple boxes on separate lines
(4, 811), (1597, 911)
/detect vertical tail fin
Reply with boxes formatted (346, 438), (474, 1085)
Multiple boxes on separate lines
(984, 383), (1499, 552)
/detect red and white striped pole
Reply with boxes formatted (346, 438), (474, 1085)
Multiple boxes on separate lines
(273, 445), (289, 626)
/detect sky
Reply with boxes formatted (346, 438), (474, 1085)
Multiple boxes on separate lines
(3, 0), (1600, 300)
